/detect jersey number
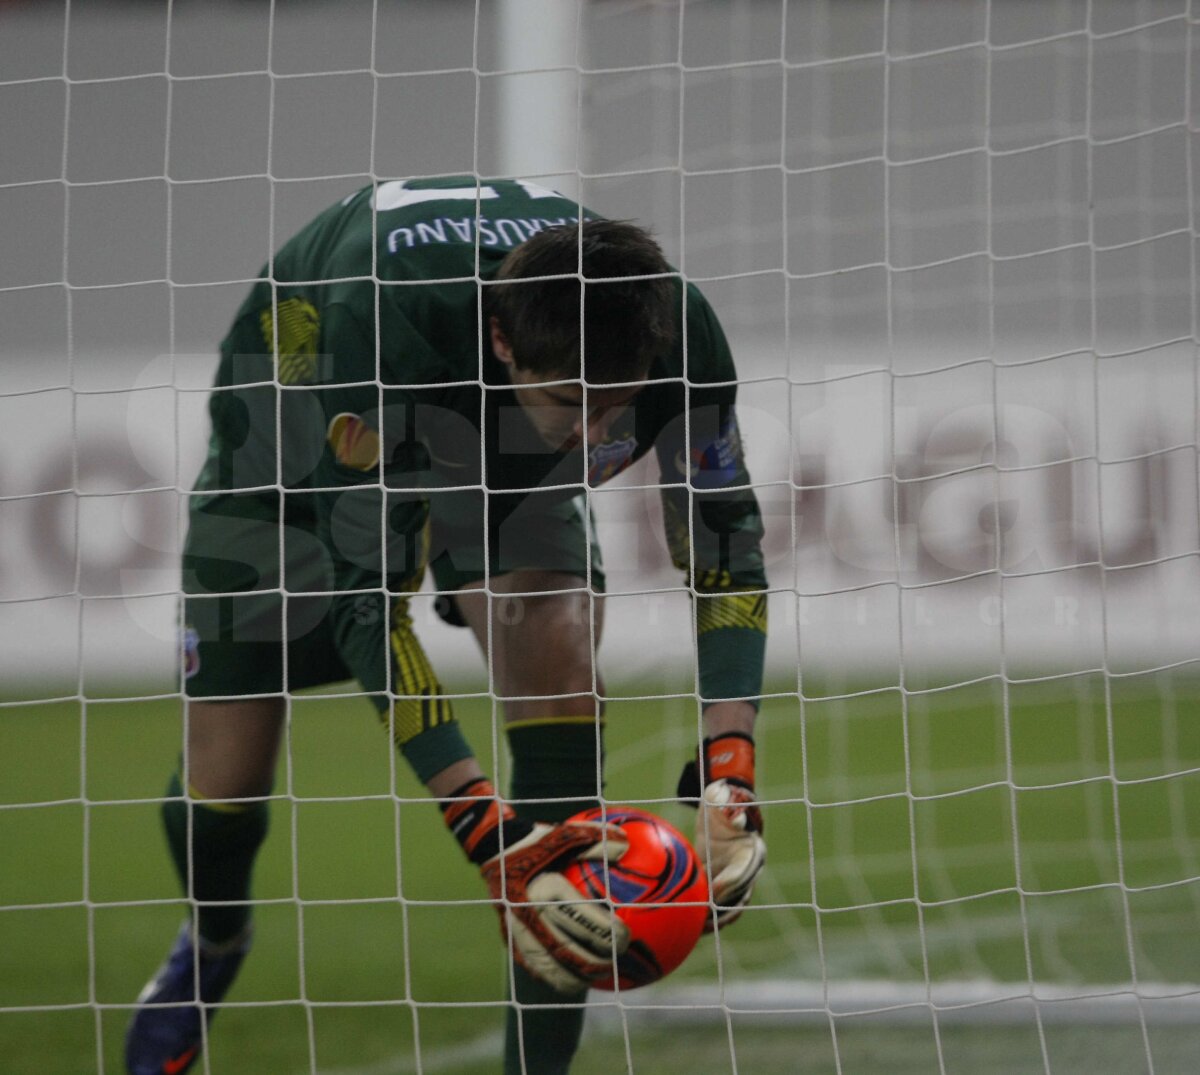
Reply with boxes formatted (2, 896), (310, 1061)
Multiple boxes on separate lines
(373, 179), (559, 212)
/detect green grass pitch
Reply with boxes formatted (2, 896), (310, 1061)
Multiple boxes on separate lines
(3, 670), (1200, 1073)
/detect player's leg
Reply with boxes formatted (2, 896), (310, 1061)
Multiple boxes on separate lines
(167, 698), (284, 941)
(126, 698), (281, 1075)
(166, 493), (341, 938)
(128, 484), (348, 1075)
(454, 569), (605, 815)
(183, 698), (284, 799)
(429, 488), (606, 1075)
(455, 570), (605, 1075)
(128, 615), (285, 1071)
(439, 486), (608, 826)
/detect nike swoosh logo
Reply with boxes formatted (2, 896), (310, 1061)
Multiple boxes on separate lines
(163, 1045), (198, 1075)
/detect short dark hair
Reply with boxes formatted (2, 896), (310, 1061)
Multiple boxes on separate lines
(488, 219), (678, 384)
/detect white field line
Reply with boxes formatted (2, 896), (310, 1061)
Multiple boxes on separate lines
(299, 979), (1200, 1074)
(588, 978), (1200, 1026)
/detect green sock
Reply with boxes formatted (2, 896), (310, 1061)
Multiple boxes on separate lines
(503, 719), (604, 1074)
(506, 719), (605, 823)
(505, 963), (588, 1075)
(162, 771), (269, 945)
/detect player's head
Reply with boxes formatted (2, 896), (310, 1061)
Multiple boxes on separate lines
(488, 219), (677, 449)
(488, 219), (676, 383)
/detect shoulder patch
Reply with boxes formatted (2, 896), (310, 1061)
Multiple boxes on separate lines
(261, 298), (320, 384)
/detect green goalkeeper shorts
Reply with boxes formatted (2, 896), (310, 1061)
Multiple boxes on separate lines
(180, 483), (605, 699)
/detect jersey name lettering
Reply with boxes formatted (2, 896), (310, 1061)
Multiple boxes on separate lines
(387, 215), (589, 253)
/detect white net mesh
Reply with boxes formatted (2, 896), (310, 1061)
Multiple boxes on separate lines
(1, 1), (1198, 1072)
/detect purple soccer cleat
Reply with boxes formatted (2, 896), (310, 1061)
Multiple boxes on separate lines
(125, 923), (252, 1075)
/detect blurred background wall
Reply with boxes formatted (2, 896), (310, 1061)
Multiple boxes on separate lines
(1, 0), (1196, 694)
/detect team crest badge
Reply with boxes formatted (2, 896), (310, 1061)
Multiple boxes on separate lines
(588, 435), (637, 485)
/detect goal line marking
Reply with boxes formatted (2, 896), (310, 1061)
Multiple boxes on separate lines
(589, 978), (1200, 1027)
(298, 978), (1200, 1074)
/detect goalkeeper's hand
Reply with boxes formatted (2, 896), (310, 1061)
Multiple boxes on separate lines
(482, 821), (630, 992)
(440, 778), (630, 993)
(678, 733), (766, 931)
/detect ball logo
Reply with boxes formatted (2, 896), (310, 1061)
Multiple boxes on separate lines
(572, 822), (694, 906)
(561, 806), (708, 990)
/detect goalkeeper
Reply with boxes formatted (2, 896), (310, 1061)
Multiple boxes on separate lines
(125, 177), (768, 1075)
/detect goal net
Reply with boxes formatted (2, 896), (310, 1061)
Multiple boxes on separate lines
(2, 1), (1198, 1072)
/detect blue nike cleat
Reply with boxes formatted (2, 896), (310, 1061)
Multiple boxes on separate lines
(125, 922), (252, 1075)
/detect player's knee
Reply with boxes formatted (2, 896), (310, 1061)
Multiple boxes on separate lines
(184, 698), (285, 799)
(520, 605), (595, 681)
(503, 631), (599, 717)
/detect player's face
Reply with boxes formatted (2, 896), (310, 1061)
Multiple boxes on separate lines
(491, 317), (645, 451)
(509, 367), (644, 452)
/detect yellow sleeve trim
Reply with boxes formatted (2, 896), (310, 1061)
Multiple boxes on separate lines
(387, 597), (453, 746)
(260, 296), (320, 385)
(695, 590), (768, 636)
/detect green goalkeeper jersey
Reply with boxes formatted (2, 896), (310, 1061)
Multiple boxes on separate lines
(204, 175), (767, 706)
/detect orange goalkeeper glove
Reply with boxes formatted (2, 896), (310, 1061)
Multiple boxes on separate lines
(440, 778), (630, 993)
(678, 733), (766, 931)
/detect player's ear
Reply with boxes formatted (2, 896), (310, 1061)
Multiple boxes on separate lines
(490, 317), (515, 366)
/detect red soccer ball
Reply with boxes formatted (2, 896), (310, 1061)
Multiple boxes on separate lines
(561, 806), (709, 990)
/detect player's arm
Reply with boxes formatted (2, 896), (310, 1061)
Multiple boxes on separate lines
(655, 286), (768, 930)
(311, 304), (457, 774)
(314, 302), (627, 991)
